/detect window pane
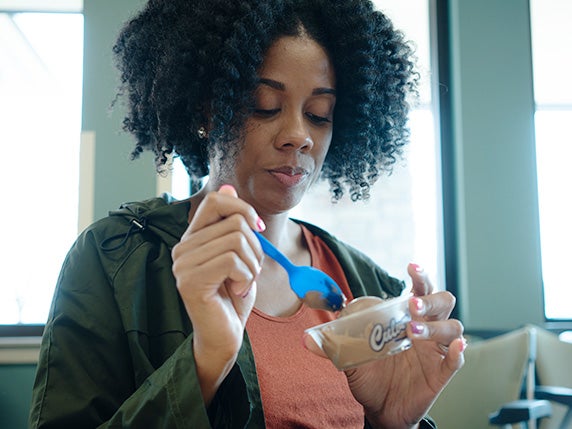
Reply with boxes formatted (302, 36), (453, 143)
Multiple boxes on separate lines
(530, 0), (572, 105)
(530, 0), (572, 320)
(534, 110), (572, 320)
(0, 12), (84, 324)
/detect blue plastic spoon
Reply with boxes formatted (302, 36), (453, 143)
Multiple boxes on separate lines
(254, 231), (346, 311)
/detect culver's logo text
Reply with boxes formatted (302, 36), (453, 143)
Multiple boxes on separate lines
(369, 314), (409, 352)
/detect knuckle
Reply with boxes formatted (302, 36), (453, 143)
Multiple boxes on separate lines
(228, 230), (247, 249)
(225, 252), (251, 279)
(226, 250), (247, 273)
(450, 318), (464, 336)
(228, 214), (246, 230)
(448, 292), (457, 308)
(171, 242), (183, 260)
(200, 190), (219, 208)
(442, 290), (456, 305)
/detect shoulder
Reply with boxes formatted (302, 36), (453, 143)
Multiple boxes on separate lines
(294, 219), (405, 299)
(68, 195), (190, 278)
(84, 195), (189, 248)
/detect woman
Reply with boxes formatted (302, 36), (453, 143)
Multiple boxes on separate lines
(29, 0), (465, 428)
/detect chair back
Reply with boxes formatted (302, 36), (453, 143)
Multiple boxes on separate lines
(534, 326), (572, 429)
(429, 326), (535, 428)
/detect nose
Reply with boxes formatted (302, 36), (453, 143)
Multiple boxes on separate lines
(274, 113), (314, 152)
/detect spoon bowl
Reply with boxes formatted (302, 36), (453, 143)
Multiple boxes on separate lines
(254, 231), (346, 311)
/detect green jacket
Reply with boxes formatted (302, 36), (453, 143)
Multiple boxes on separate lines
(29, 195), (432, 428)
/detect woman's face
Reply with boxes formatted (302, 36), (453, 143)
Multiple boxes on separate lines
(209, 35), (336, 215)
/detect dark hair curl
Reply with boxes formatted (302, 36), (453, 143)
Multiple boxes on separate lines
(113, 0), (418, 201)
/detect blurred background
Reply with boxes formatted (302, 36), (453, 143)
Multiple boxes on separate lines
(1, 0), (570, 427)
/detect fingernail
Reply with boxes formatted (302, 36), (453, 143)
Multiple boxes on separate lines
(459, 337), (468, 352)
(256, 217), (266, 232)
(219, 184), (236, 193)
(412, 297), (425, 314)
(410, 263), (424, 273)
(410, 321), (426, 336)
(242, 282), (255, 298)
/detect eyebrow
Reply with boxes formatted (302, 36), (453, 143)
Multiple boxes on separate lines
(258, 78), (336, 96)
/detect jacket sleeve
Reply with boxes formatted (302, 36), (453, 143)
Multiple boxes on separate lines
(28, 229), (248, 428)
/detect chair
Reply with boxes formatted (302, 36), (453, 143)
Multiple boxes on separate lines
(534, 326), (572, 429)
(429, 326), (540, 428)
(489, 399), (552, 428)
(488, 325), (572, 429)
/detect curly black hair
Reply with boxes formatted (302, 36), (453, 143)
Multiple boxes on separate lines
(113, 0), (418, 201)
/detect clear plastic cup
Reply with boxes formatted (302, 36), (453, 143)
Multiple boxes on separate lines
(305, 294), (412, 370)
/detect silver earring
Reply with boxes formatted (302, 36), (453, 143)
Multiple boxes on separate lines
(197, 127), (208, 139)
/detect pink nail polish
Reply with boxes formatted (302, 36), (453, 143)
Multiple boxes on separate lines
(459, 337), (468, 352)
(410, 321), (425, 335)
(412, 297), (424, 312)
(219, 184), (235, 192)
(256, 217), (266, 232)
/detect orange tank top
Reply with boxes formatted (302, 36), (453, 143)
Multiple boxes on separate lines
(246, 225), (364, 428)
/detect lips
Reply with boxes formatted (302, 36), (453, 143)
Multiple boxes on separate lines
(268, 166), (309, 187)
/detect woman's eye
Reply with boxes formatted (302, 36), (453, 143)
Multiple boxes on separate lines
(306, 112), (331, 125)
(254, 108), (280, 117)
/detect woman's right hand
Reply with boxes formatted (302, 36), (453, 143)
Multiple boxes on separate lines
(171, 184), (264, 404)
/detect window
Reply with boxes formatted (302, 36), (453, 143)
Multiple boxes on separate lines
(530, 0), (572, 320)
(292, 0), (443, 287)
(0, 4), (84, 325)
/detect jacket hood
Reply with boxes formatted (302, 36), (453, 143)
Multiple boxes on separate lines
(102, 193), (190, 251)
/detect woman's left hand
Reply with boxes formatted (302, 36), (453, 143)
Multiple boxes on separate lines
(345, 263), (465, 429)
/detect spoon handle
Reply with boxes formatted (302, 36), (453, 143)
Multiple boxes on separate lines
(253, 231), (295, 274)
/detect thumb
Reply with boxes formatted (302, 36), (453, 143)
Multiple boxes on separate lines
(217, 184), (266, 232)
(443, 337), (466, 374)
(303, 332), (328, 359)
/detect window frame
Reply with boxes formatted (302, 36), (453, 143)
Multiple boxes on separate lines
(432, 0), (459, 320)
